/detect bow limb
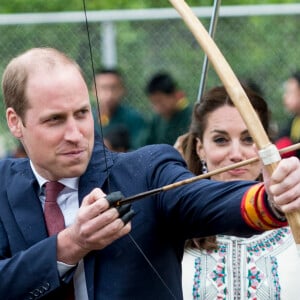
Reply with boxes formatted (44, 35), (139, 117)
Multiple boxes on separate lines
(169, 0), (300, 248)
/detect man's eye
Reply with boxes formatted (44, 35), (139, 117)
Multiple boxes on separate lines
(47, 116), (60, 122)
(77, 109), (89, 117)
(43, 115), (63, 125)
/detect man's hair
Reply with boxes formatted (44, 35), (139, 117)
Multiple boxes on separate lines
(95, 67), (123, 78)
(2, 47), (82, 121)
(291, 70), (300, 85)
(145, 72), (178, 95)
(93, 67), (125, 89)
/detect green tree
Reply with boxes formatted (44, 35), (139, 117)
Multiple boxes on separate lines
(0, 0), (297, 13)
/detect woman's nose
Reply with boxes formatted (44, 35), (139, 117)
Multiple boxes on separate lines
(228, 142), (243, 161)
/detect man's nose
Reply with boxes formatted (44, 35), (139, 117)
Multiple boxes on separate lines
(64, 119), (82, 141)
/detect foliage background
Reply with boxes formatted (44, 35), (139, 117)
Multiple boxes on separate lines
(0, 0), (297, 12)
(0, 0), (299, 154)
(0, 0), (296, 13)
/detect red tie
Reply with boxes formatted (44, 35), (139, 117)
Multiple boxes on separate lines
(44, 181), (65, 236)
(44, 181), (75, 299)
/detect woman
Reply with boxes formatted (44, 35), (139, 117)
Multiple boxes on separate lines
(179, 85), (300, 299)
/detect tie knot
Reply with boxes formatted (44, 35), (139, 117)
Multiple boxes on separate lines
(45, 181), (65, 202)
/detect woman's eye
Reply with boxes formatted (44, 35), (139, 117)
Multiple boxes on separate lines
(213, 137), (228, 145)
(243, 136), (254, 144)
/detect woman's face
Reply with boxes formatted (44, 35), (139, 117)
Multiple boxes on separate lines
(196, 105), (262, 181)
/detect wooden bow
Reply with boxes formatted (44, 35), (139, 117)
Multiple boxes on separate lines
(169, 0), (300, 247)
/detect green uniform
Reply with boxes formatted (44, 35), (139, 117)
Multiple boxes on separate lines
(139, 99), (192, 146)
(94, 104), (147, 150)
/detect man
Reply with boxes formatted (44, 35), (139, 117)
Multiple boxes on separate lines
(1, 47), (300, 300)
(276, 71), (300, 158)
(92, 68), (147, 150)
(138, 72), (192, 146)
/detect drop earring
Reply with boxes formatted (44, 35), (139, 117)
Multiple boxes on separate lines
(201, 159), (208, 174)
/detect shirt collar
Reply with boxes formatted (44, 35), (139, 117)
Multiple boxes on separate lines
(30, 160), (79, 191)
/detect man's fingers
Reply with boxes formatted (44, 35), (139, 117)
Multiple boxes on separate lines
(83, 216), (132, 249)
(106, 191), (125, 207)
(81, 188), (106, 205)
(71, 189), (135, 251)
(96, 221), (132, 247)
(120, 209), (136, 225)
(117, 204), (131, 217)
(79, 188), (110, 219)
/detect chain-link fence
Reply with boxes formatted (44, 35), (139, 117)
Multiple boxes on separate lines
(0, 4), (299, 155)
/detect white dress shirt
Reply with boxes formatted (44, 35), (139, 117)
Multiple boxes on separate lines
(30, 161), (89, 300)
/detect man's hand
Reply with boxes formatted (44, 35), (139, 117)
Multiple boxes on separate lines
(57, 188), (132, 265)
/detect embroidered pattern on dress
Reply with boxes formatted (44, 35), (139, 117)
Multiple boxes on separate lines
(209, 245), (227, 299)
(271, 257), (280, 300)
(193, 257), (201, 299)
(190, 227), (291, 299)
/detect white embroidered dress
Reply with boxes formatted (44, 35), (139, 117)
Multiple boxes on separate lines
(182, 227), (300, 300)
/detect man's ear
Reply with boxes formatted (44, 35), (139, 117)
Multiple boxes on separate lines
(6, 108), (23, 138)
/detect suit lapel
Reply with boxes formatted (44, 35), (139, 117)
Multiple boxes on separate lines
(7, 160), (48, 246)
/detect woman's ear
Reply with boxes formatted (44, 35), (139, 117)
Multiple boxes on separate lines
(6, 108), (23, 138)
(196, 137), (205, 160)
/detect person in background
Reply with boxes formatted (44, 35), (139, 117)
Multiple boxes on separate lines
(275, 71), (300, 158)
(13, 142), (27, 158)
(103, 125), (130, 152)
(7, 140), (27, 158)
(2, 47), (300, 300)
(177, 85), (300, 300)
(138, 72), (192, 146)
(0, 135), (7, 158)
(92, 68), (147, 150)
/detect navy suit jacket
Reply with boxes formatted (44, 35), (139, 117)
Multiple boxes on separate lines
(0, 140), (261, 299)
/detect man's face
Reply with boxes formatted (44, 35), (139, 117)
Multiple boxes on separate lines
(283, 78), (300, 114)
(94, 73), (125, 111)
(8, 65), (95, 181)
(149, 92), (178, 119)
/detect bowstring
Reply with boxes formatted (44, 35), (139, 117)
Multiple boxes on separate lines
(81, 2), (176, 299)
(82, 1), (110, 191)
